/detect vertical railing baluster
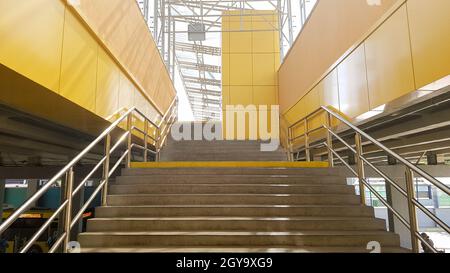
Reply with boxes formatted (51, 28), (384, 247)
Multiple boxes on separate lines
(326, 112), (334, 167)
(405, 168), (420, 253)
(287, 127), (293, 162)
(101, 134), (111, 206)
(126, 113), (133, 168)
(304, 119), (310, 162)
(144, 119), (149, 162)
(62, 168), (74, 253)
(355, 133), (366, 205)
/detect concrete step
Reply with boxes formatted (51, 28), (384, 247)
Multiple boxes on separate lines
(106, 194), (360, 206)
(160, 155), (287, 162)
(78, 230), (400, 248)
(109, 184), (355, 195)
(81, 246), (410, 253)
(122, 167), (344, 176)
(115, 175), (348, 185)
(95, 205), (375, 218)
(86, 217), (386, 232)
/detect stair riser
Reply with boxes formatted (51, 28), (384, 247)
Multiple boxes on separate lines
(95, 207), (375, 218)
(109, 185), (355, 195)
(78, 234), (400, 248)
(122, 169), (345, 176)
(106, 195), (360, 206)
(161, 154), (286, 162)
(115, 175), (347, 185)
(87, 220), (386, 232)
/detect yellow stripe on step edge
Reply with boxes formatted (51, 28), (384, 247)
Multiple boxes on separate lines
(130, 161), (329, 169)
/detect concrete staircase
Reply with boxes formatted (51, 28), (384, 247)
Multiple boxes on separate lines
(160, 136), (287, 161)
(78, 164), (406, 253)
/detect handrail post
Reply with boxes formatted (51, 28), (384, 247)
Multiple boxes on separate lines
(144, 119), (149, 162)
(326, 112), (334, 167)
(355, 133), (366, 205)
(287, 128), (293, 162)
(156, 127), (161, 162)
(126, 113), (133, 168)
(62, 168), (74, 253)
(101, 134), (111, 206)
(405, 167), (420, 253)
(304, 119), (310, 162)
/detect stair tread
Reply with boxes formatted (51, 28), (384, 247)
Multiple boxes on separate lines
(108, 193), (355, 197)
(80, 230), (394, 236)
(111, 183), (349, 187)
(89, 216), (379, 221)
(81, 246), (409, 253)
(101, 205), (369, 208)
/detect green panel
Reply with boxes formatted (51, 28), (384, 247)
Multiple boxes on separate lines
(4, 188), (27, 209)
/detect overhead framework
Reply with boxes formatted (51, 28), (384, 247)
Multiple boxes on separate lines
(137, 0), (317, 121)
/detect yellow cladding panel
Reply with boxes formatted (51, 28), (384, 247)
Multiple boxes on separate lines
(318, 69), (340, 110)
(407, 0), (450, 88)
(96, 48), (119, 119)
(222, 53), (230, 86)
(230, 54), (252, 86)
(222, 86), (230, 109)
(253, 53), (276, 85)
(252, 31), (276, 53)
(229, 20), (252, 53)
(60, 10), (98, 113)
(253, 86), (278, 106)
(0, 0), (65, 92)
(118, 72), (135, 111)
(337, 45), (370, 119)
(229, 86), (253, 105)
(222, 27), (230, 54)
(365, 6), (415, 109)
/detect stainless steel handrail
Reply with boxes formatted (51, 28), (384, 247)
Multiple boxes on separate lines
(0, 98), (178, 253)
(287, 105), (450, 253)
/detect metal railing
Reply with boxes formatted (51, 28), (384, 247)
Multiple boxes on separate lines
(0, 99), (178, 253)
(287, 106), (450, 253)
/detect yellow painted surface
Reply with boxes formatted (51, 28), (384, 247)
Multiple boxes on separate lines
(0, 0), (65, 92)
(59, 10), (98, 113)
(72, 0), (176, 114)
(253, 54), (277, 85)
(222, 10), (280, 140)
(365, 5), (415, 109)
(337, 45), (370, 119)
(281, 0), (450, 146)
(229, 54), (253, 86)
(131, 161), (329, 169)
(318, 69), (340, 111)
(0, 0), (173, 137)
(96, 48), (120, 118)
(407, 0), (450, 89)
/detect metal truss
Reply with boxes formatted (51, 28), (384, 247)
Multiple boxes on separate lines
(137, 0), (317, 121)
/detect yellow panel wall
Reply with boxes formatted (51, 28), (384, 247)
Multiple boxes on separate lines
(222, 10), (280, 140)
(96, 47), (120, 118)
(407, 0), (450, 89)
(0, 0), (65, 92)
(59, 10), (98, 113)
(281, 0), (450, 144)
(0, 0), (173, 137)
(337, 45), (370, 119)
(365, 5), (415, 109)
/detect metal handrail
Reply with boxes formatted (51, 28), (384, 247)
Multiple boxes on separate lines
(0, 99), (178, 253)
(287, 105), (450, 253)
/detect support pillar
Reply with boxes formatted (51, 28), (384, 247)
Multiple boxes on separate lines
(427, 152), (438, 165)
(26, 179), (39, 208)
(387, 155), (397, 166)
